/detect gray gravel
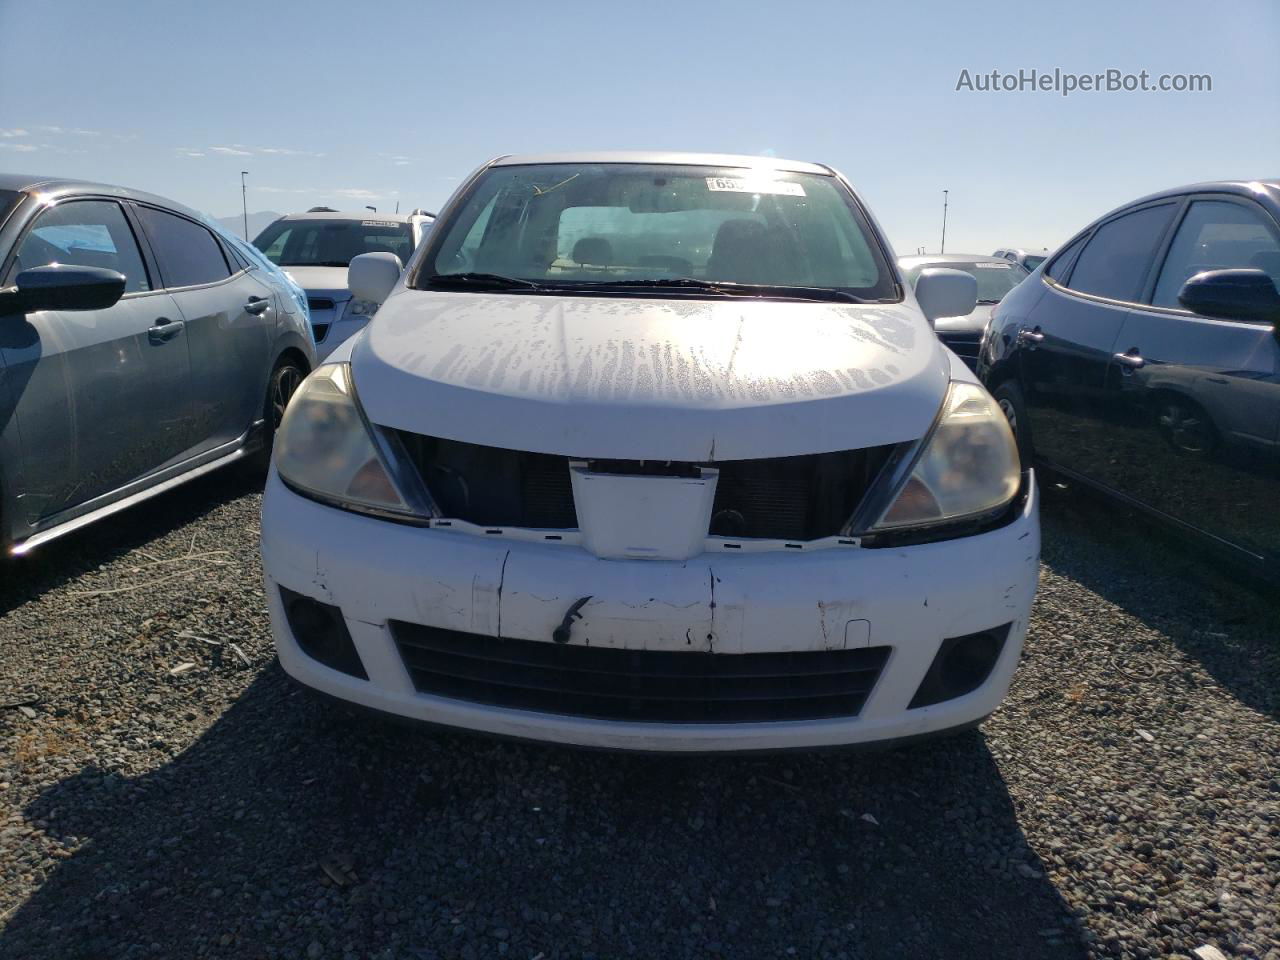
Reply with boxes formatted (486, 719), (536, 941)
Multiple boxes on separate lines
(1, 474), (1276, 960)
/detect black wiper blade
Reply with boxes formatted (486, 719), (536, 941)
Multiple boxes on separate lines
(976, 298), (1002, 304)
(425, 272), (542, 291)
(561, 277), (867, 303)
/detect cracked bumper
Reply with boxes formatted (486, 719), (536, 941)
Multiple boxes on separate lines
(261, 470), (1040, 751)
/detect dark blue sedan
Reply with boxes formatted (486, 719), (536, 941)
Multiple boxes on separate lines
(979, 179), (1280, 581)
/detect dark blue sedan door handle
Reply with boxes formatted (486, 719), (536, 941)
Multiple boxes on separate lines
(147, 317), (185, 344)
(245, 296), (270, 315)
(1113, 349), (1145, 371)
(1018, 326), (1045, 346)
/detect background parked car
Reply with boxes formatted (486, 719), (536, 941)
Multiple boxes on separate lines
(980, 179), (1280, 580)
(899, 254), (1029, 370)
(0, 174), (315, 555)
(253, 208), (434, 359)
(993, 247), (1050, 272)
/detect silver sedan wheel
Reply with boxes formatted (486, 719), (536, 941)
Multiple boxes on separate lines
(270, 365), (304, 429)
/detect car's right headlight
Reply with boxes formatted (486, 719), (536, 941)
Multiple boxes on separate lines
(868, 381), (1021, 533)
(274, 363), (432, 521)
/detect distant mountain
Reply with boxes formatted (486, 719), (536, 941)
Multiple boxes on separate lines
(214, 211), (283, 243)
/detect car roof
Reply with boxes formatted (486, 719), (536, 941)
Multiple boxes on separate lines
(274, 210), (416, 223)
(898, 253), (1015, 267)
(1099, 179), (1280, 218)
(489, 151), (833, 175)
(0, 172), (204, 220)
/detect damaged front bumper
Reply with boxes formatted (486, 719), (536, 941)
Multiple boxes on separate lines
(261, 470), (1040, 752)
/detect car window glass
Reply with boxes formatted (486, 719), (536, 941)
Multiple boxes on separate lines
(12, 199), (151, 293)
(1065, 204), (1176, 301)
(136, 206), (231, 288)
(428, 163), (892, 297)
(260, 226), (292, 261)
(221, 238), (249, 272)
(455, 197), (496, 267)
(252, 219), (414, 267)
(1152, 200), (1280, 307)
(1046, 235), (1087, 282)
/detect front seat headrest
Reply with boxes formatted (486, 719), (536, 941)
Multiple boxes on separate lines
(573, 237), (613, 266)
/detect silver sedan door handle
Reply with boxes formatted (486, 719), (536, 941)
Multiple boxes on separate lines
(1113, 349), (1145, 370)
(245, 296), (271, 315)
(147, 317), (186, 344)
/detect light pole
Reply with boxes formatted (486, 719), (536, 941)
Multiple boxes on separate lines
(365, 205), (376, 213)
(240, 171), (249, 240)
(940, 189), (949, 254)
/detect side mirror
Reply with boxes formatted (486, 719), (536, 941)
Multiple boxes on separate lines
(348, 252), (403, 305)
(1178, 268), (1280, 324)
(0, 265), (126, 314)
(914, 267), (978, 326)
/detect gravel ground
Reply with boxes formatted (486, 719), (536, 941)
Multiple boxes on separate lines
(0, 472), (1276, 960)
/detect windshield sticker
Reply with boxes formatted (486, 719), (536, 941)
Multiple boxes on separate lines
(974, 262), (1013, 268)
(361, 220), (399, 227)
(705, 177), (806, 197)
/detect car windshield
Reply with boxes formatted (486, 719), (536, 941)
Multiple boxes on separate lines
(253, 218), (414, 268)
(906, 260), (1029, 303)
(417, 163), (896, 301)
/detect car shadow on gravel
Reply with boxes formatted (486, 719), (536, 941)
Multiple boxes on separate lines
(1039, 488), (1280, 719)
(4, 666), (1085, 960)
(0, 466), (265, 619)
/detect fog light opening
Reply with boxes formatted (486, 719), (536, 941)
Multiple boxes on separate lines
(280, 587), (368, 680)
(909, 624), (1011, 709)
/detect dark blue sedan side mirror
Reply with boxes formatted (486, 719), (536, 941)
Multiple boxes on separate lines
(0, 264), (127, 314)
(1178, 268), (1280, 325)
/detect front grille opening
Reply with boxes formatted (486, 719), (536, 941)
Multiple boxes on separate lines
(312, 323), (330, 342)
(397, 433), (577, 528)
(393, 621), (891, 723)
(708, 448), (893, 540)
(396, 432), (895, 541)
(307, 297), (335, 311)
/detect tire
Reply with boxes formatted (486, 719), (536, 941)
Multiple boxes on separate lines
(991, 380), (1033, 462)
(249, 356), (307, 472)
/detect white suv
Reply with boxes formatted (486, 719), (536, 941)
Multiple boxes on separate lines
(253, 209), (433, 359)
(261, 153), (1038, 751)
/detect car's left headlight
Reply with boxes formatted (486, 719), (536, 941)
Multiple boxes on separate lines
(346, 298), (381, 317)
(868, 381), (1021, 533)
(274, 363), (432, 521)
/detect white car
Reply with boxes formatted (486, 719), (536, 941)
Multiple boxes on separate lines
(992, 247), (1049, 272)
(898, 254), (1029, 370)
(253, 208), (434, 360)
(261, 152), (1039, 752)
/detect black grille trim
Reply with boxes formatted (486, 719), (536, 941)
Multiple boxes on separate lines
(938, 331), (981, 370)
(392, 622), (890, 723)
(307, 297), (335, 311)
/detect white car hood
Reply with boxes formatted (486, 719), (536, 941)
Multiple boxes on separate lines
(349, 291), (949, 461)
(280, 265), (351, 298)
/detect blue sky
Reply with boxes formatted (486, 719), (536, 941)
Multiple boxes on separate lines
(2, 0), (1277, 254)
